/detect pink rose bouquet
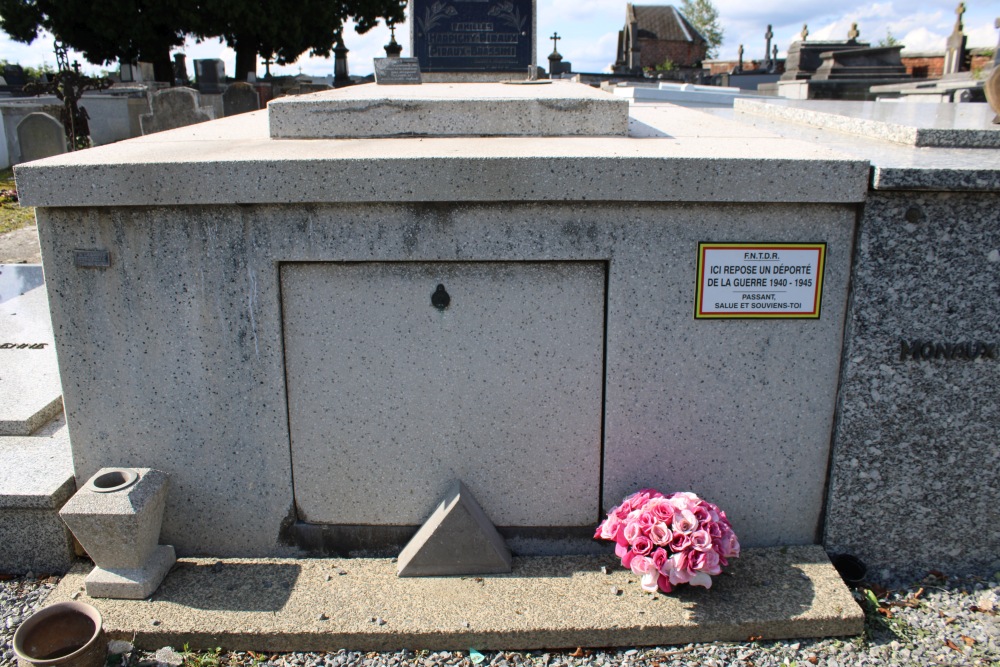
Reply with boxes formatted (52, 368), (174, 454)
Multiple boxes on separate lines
(594, 488), (740, 593)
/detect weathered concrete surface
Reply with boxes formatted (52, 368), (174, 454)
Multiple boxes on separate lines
(268, 82), (630, 138)
(45, 546), (862, 651)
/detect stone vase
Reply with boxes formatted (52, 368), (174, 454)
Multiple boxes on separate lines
(58, 468), (175, 599)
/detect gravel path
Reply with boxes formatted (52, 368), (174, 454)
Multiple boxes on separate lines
(2, 570), (997, 667)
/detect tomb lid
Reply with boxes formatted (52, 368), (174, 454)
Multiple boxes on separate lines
(736, 98), (1000, 149)
(268, 82), (629, 139)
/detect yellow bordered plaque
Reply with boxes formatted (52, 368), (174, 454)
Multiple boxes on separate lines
(695, 242), (826, 319)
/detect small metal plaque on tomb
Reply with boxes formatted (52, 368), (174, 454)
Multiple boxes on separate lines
(374, 57), (422, 84)
(74, 249), (111, 268)
(695, 242), (827, 319)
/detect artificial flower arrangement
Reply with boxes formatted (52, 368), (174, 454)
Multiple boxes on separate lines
(594, 488), (740, 593)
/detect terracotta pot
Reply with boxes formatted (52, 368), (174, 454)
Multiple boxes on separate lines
(12, 602), (106, 667)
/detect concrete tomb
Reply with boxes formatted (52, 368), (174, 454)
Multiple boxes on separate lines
(15, 112), (67, 164)
(0, 264), (76, 574)
(17, 82), (868, 562)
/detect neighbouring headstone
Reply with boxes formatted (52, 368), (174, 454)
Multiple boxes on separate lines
(781, 40), (872, 81)
(397, 480), (512, 576)
(173, 53), (190, 86)
(139, 87), (215, 135)
(16, 112), (67, 164)
(2, 64), (26, 89)
(811, 45), (911, 82)
(411, 0), (535, 75)
(373, 57), (422, 84)
(222, 81), (260, 116)
(194, 58), (226, 94)
(944, 2), (968, 75)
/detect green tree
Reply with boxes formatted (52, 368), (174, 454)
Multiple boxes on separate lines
(193, 0), (408, 81)
(877, 29), (900, 48)
(0, 0), (196, 82)
(680, 0), (723, 59)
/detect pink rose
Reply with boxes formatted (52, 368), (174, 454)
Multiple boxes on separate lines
(640, 572), (659, 592)
(651, 547), (669, 572)
(615, 542), (628, 560)
(632, 535), (653, 555)
(688, 571), (713, 589)
(672, 509), (699, 534)
(707, 521), (723, 540)
(657, 573), (673, 593)
(629, 555), (655, 576)
(667, 551), (694, 585)
(689, 549), (721, 575)
(623, 521), (642, 544)
(719, 530), (740, 559)
(621, 548), (637, 569)
(648, 521), (672, 546)
(598, 514), (622, 540)
(636, 511), (657, 530)
(625, 490), (652, 511)
(669, 530), (691, 552)
(648, 499), (675, 524)
(690, 529), (712, 552)
(692, 503), (712, 525)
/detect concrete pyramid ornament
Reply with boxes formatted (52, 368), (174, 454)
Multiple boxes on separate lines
(397, 480), (512, 577)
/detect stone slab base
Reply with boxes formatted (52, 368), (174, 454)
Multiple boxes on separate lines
(45, 546), (862, 651)
(85, 545), (176, 599)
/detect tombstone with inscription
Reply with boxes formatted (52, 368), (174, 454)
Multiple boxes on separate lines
(411, 0), (536, 81)
(15, 112), (67, 164)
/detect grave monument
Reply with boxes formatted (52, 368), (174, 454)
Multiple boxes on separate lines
(410, 0), (536, 81)
(16, 82), (867, 560)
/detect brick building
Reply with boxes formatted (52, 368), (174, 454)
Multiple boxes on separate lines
(613, 4), (708, 74)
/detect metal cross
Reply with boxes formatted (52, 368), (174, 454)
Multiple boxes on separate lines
(551, 33), (561, 52)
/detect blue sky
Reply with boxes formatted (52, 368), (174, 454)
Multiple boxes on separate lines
(0, 1), (997, 77)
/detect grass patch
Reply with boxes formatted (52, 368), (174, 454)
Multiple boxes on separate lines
(0, 167), (36, 235)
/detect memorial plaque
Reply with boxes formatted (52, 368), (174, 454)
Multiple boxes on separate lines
(374, 57), (423, 84)
(695, 242), (826, 319)
(412, 0), (534, 72)
(73, 249), (111, 268)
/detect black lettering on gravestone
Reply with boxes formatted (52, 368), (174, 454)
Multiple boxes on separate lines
(412, 0), (534, 73)
(374, 57), (422, 84)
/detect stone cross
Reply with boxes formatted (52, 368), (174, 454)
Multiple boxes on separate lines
(773, 45), (778, 65)
(848, 23), (860, 41)
(550, 32), (561, 54)
(801, 24), (809, 41)
(764, 24), (773, 69)
(944, 4), (968, 75)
